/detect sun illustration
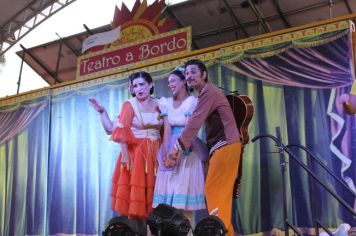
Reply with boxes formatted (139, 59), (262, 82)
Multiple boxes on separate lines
(108, 0), (175, 47)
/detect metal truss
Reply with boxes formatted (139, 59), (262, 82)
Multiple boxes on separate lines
(0, 0), (77, 56)
(247, 0), (272, 33)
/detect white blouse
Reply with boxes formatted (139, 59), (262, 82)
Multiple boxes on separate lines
(158, 96), (198, 127)
(128, 97), (163, 140)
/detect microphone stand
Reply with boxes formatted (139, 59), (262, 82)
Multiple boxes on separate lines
(252, 128), (356, 236)
(252, 127), (301, 236)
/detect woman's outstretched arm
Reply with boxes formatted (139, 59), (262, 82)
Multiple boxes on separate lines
(89, 97), (114, 134)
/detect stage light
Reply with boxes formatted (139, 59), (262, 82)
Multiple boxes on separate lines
(147, 203), (191, 236)
(102, 216), (137, 236)
(194, 215), (227, 236)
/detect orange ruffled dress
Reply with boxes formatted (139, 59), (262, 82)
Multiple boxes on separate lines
(110, 97), (163, 218)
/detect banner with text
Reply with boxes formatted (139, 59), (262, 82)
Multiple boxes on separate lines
(77, 27), (191, 80)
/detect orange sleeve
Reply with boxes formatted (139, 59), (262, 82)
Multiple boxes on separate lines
(110, 101), (136, 144)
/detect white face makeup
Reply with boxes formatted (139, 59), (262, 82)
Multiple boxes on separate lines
(131, 77), (152, 101)
(168, 73), (186, 97)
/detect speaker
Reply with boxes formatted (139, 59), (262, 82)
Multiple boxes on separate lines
(194, 215), (227, 236)
(147, 204), (191, 236)
(102, 216), (137, 236)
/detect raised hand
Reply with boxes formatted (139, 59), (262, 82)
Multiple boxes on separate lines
(89, 97), (114, 134)
(339, 93), (350, 105)
(338, 93), (356, 115)
(89, 97), (105, 113)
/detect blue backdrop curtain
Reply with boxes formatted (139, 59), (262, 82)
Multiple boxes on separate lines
(0, 95), (50, 236)
(220, 66), (355, 234)
(221, 30), (356, 234)
(47, 79), (129, 234)
(0, 29), (355, 235)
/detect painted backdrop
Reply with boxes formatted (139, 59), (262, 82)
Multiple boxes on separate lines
(1, 24), (355, 236)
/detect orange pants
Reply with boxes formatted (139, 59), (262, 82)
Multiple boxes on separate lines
(205, 142), (241, 236)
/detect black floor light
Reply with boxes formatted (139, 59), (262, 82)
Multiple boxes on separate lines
(194, 215), (227, 236)
(102, 216), (137, 236)
(147, 203), (191, 236)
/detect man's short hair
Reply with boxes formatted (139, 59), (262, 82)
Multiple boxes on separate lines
(184, 59), (208, 81)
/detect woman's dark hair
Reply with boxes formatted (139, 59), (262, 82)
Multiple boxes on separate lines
(170, 69), (185, 81)
(184, 59), (208, 81)
(129, 71), (154, 97)
(169, 69), (194, 93)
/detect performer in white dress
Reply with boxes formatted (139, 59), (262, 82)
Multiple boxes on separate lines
(153, 68), (208, 225)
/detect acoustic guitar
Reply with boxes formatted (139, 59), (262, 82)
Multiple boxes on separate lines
(226, 94), (254, 198)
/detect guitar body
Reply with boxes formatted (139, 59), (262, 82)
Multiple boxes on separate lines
(226, 95), (254, 145)
(226, 94), (254, 198)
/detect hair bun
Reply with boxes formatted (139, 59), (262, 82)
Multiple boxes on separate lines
(174, 66), (185, 73)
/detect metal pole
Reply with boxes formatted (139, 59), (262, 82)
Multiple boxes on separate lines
(44, 90), (52, 235)
(252, 134), (355, 235)
(275, 127), (289, 236)
(17, 51), (25, 94)
(287, 144), (356, 197)
(20, 44), (61, 84)
(54, 40), (63, 79)
(56, 33), (79, 56)
(306, 151), (319, 235)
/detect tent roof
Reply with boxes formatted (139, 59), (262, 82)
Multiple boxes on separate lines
(4, 0), (356, 85)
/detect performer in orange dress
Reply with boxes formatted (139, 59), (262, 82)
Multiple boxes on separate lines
(89, 71), (163, 233)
